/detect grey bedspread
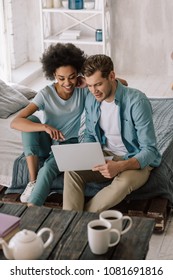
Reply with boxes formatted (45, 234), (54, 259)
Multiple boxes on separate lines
(6, 98), (173, 204)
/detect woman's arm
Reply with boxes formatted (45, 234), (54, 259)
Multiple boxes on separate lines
(10, 102), (43, 132)
(10, 102), (65, 141)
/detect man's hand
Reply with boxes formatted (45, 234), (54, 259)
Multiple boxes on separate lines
(92, 160), (121, 178)
(43, 124), (65, 141)
(92, 157), (141, 178)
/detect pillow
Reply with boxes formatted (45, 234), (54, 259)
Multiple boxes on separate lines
(0, 79), (29, 119)
(9, 83), (37, 99)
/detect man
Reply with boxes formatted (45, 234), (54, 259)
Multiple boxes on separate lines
(63, 54), (161, 213)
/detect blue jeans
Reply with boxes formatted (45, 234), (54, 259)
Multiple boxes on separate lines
(22, 115), (78, 206)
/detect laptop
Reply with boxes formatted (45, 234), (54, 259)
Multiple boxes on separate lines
(51, 142), (106, 171)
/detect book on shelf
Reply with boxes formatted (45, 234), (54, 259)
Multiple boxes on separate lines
(0, 213), (21, 238)
(59, 30), (81, 40)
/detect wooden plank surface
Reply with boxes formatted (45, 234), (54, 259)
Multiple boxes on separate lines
(0, 186), (170, 232)
(0, 203), (155, 260)
(40, 208), (78, 260)
(49, 211), (97, 260)
(80, 216), (155, 260)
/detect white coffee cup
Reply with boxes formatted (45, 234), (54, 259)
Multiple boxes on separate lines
(99, 210), (132, 235)
(87, 219), (120, 255)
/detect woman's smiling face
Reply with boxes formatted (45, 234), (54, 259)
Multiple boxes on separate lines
(54, 65), (78, 98)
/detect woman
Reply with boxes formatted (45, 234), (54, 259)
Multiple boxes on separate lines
(11, 43), (88, 206)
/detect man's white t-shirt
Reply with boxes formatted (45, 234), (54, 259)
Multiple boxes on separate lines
(99, 100), (127, 156)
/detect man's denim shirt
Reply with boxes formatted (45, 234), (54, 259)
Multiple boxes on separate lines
(84, 80), (161, 169)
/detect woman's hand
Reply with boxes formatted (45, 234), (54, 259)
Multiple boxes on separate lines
(117, 77), (128, 86)
(76, 76), (87, 88)
(43, 124), (65, 141)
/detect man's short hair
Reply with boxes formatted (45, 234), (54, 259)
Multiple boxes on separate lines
(82, 54), (114, 78)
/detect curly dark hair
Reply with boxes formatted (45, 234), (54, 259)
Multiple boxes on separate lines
(40, 43), (87, 80)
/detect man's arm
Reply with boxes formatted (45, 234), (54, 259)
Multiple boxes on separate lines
(84, 94), (100, 143)
(93, 157), (140, 178)
(131, 98), (161, 168)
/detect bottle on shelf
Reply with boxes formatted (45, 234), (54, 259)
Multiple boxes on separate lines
(68, 0), (84, 10)
(95, 29), (102, 42)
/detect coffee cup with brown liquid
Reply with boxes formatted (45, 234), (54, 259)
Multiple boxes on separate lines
(87, 219), (120, 255)
(99, 210), (132, 235)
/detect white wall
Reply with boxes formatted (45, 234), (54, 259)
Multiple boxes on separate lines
(112, 0), (173, 76)
(7, 0), (41, 69)
(26, 0), (42, 62)
(8, 0), (28, 69)
(7, 0), (173, 76)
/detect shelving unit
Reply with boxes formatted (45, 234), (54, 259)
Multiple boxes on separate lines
(39, 0), (111, 55)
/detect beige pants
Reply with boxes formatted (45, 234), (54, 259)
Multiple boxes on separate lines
(63, 152), (153, 213)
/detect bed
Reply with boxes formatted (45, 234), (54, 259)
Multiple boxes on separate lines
(1, 79), (173, 205)
(0, 112), (23, 187)
(0, 79), (37, 187)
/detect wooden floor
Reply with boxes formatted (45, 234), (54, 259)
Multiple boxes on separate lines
(27, 74), (173, 260)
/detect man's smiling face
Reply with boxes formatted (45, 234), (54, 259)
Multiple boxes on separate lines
(85, 70), (116, 103)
